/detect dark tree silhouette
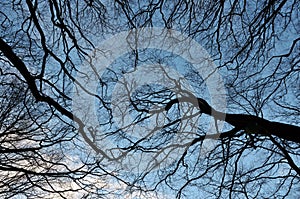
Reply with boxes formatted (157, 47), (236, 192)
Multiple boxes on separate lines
(0, 0), (299, 198)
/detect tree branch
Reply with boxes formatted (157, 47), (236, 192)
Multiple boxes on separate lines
(0, 38), (110, 157)
(165, 97), (300, 144)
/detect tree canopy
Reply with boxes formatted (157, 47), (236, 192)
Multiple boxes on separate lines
(0, 0), (299, 198)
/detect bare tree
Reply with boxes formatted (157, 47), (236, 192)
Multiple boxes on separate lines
(0, 0), (299, 198)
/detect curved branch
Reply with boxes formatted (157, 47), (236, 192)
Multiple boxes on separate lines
(165, 97), (300, 144)
(0, 38), (111, 158)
